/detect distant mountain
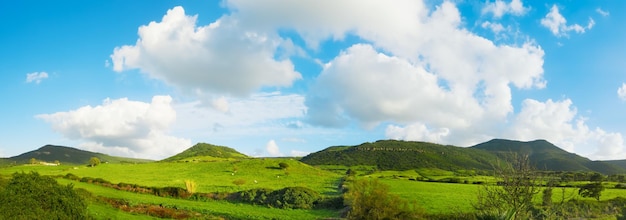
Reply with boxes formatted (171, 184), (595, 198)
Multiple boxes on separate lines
(470, 139), (626, 174)
(301, 139), (626, 175)
(5, 145), (153, 165)
(300, 140), (500, 171)
(161, 143), (249, 162)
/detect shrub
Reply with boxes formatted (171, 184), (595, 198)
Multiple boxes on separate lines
(267, 187), (320, 209)
(0, 172), (88, 219)
(64, 173), (80, 181)
(236, 188), (273, 204)
(184, 180), (197, 194)
(344, 179), (423, 219)
(89, 157), (101, 167)
(279, 162), (290, 169)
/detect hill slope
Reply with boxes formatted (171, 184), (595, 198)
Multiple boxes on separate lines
(162, 143), (249, 162)
(470, 139), (626, 174)
(7, 145), (152, 165)
(300, 140), (500, 171)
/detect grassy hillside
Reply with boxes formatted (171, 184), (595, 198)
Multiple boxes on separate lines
(6, 145), (152, 165)
(161, 143), (249, 162)
(0, 158), (342, 195)
(471, 139), (626, 174)
(300, 140), (501, 171)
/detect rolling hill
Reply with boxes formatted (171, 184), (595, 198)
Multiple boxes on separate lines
(4, 145), (152, 165)
(300, 140), (501, 171)
(470, 139), (626, 174)
(302, 139), (626, 175)
(161, 143), (249, 162)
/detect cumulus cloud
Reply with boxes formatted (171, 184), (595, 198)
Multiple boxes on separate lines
(506, 99), (626, 159)
(482, 0), (528, 18)
(618, 83), (626, 101)
(36, 96), (191, 159)
(265, 140), (282, 156)
(110, 6), (301, 97)
(386, 123), (450, 144)
(541, 5), (595, 37)
(26, 72), (49, 84)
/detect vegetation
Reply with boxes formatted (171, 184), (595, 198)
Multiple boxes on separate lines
(5, 144), (152, 165)
(184, 179), (197, 194)
(0, 172), (88, 219)
(344, 178), (423, 219)
(6, 139), (626, 219)
(472, 139), (626, 174)
(475, 154), (540, 219)
(301, 140), (501, 171)
(279, 162), (290, 169)
(579, 182), (604, 201)
(89, 157), (101, 167)
(161, 142), (248, 162)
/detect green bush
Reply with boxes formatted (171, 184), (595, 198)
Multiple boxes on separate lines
(268, 187), (320, 209)
(236, 188), (273, 205)
(0, 172), (88, 219)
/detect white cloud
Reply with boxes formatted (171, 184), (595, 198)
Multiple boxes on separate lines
(226, 0), (543, 148)
(481, 21), (505, 34)
(36, 96), (191, 159)
(540, 5), (594, 37)
(386, 123), (450, 144)
(26, 72), (49, 84)
(290, 150), (309, 157)
(173, 92), (306, 136)
(265, 140), (282, 156)
(482, 0), (528, 18)
(505, 99), (626, 159)
(618, 83), (626, 101)
(110, 6), (301, 97)
(596, 8), (610, 17)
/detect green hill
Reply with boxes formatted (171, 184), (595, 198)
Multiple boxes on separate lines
(300, 140), (500, 171)
(161, 143), (249, 162)
(470, 139), (626, 174)
(6, 145), (152, 165)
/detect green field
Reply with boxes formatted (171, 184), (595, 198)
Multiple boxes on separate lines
(0, 159), (342, 195)
(4, 161), (626, 219)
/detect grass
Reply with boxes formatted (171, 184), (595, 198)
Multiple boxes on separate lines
(0, 158), (342, 195)
(57, 179), (339, 219)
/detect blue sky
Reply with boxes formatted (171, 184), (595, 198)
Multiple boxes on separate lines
(1, 0), (625, 160)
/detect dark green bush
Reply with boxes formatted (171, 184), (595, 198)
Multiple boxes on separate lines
(267, 187), (320, 209)
(0, 172), (88, 219)
(236, 188), (273, 205)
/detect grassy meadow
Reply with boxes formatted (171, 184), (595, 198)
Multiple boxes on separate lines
(5, 159), (626, 219)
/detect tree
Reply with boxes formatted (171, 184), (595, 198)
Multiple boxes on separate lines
(579, 182), (604, 201)
(278, 162), (289, 170)
(29, 158), (37, 164)
(475, 154), (540, 219)
(89, 157), (101, 167)
(344, 179), (422, 219)
(0, 172), (88, 219)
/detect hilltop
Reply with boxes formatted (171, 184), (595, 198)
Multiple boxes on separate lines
(471, 139), (626, 174)
(302, 139), (626, 174)
(161, 143), (249, 162)
(300, 140), (500, 171)
(3, 145), (152, 165)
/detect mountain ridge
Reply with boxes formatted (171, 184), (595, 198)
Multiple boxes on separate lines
(2, 144), (152, 165)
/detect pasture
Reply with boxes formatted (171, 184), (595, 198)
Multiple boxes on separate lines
(4, 161), (626, 219)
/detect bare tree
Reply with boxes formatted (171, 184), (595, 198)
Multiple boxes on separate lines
(475, 154), (540, 219)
